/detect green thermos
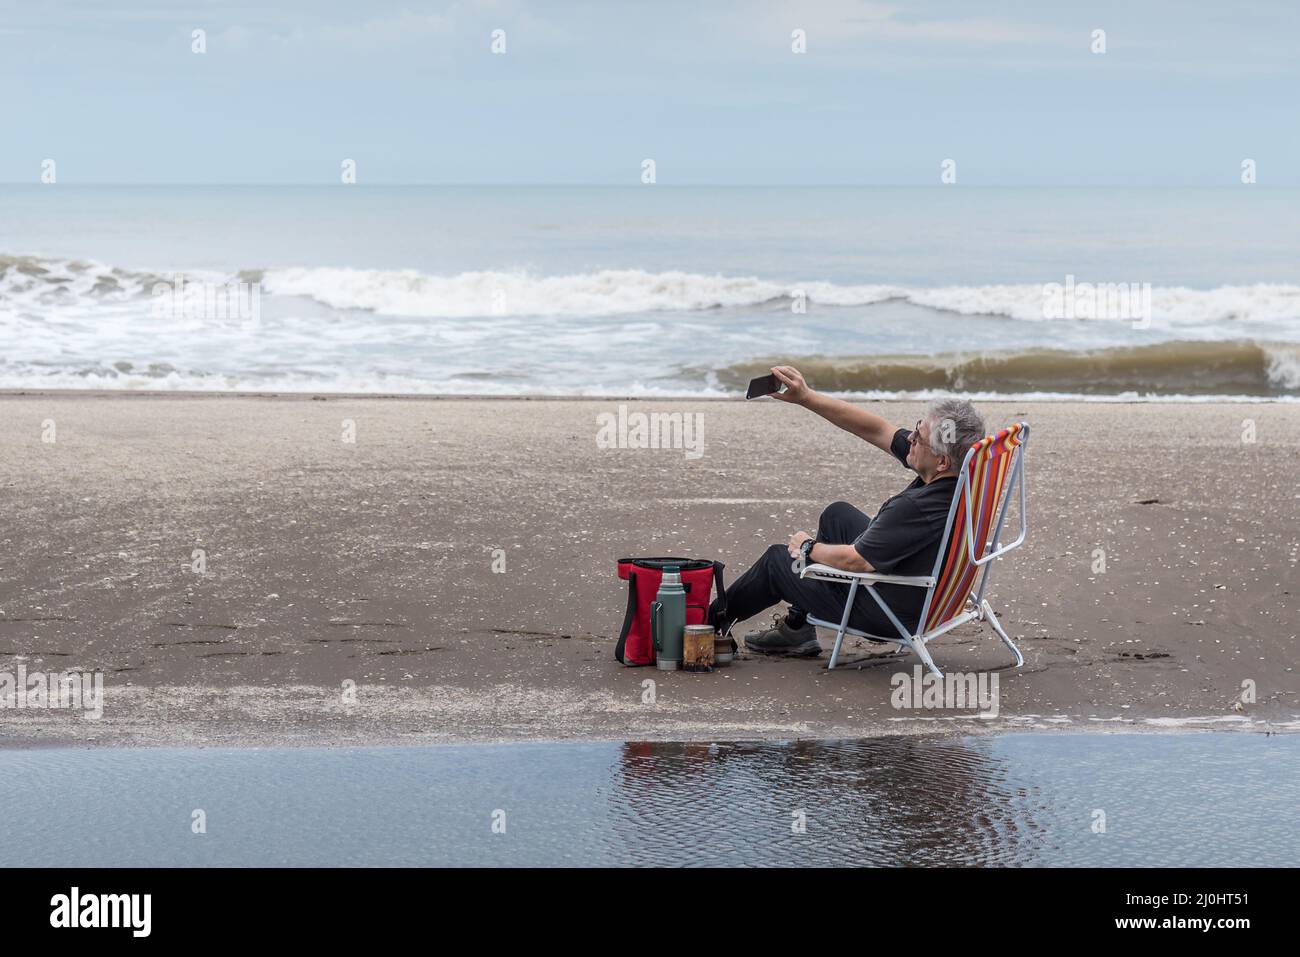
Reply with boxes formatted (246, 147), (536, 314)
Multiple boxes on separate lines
(650, 565), (686, 671)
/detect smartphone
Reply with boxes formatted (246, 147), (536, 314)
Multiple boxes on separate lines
(745, 373), (782, 400)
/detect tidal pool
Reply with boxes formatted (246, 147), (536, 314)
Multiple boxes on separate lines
(0, 732), (1294, 866)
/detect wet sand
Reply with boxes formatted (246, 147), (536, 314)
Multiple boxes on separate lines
(1, 393), (1297, 747)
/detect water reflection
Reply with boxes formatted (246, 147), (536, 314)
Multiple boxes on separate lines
(0, 733), (1293, 866)
(612, 738), (1043, 866)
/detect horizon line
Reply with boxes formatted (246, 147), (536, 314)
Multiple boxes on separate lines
(0, 181), (1289, 189)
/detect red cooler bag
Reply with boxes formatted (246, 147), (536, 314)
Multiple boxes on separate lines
(615, 557), (726, 666)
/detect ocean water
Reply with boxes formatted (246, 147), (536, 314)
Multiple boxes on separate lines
(2, 185), (1298, 398)
(0, 733), (1295, 867)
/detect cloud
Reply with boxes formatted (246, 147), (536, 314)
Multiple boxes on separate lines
(743, 0), (1071, 49)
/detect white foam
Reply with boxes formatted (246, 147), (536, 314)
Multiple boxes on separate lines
(255, 266), (1300, 332)
(6, 255), (1300, 329)
(1142, 716), (1255, 727)
(258, 266), (900, 318)
(1264, 343), (1300, 390)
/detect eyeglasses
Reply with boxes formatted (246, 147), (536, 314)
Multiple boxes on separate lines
(907, 420), (924, 446)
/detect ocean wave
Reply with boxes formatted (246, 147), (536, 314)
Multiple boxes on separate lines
(717, 340), (1300, 397)
(257, 266), (898, 317)
(0, 254), (226, 310)
(4, 340), (1296, 399)
(0, 254), (160, 307)
(259, 268), (1300, 326)
(5, 254), (1300, 328)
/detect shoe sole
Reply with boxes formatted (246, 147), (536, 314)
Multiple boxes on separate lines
(743, 638), (823, 658)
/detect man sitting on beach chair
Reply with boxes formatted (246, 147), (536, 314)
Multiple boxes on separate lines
(709, 366), (986, 657)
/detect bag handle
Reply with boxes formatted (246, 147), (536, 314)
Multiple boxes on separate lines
(712, 561), (727, 620)
(712, 561), (736, 652)
(614, 570), (637, 664)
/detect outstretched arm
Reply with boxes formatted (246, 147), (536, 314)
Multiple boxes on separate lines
(769, 366), (899, 454)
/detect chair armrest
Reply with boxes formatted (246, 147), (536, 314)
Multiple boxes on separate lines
(800, 563), (935, 588)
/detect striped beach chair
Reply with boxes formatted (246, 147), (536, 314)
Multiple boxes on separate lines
(800, 422), (1029, 678)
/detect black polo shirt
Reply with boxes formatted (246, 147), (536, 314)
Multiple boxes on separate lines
(851, 428), (958, 630)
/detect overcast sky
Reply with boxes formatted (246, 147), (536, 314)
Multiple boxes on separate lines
(3, 0), (1297, 184)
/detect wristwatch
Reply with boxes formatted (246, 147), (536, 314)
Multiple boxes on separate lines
(799, 537), (816, 564)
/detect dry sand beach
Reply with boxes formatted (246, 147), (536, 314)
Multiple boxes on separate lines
(1, 394), (1296, 747)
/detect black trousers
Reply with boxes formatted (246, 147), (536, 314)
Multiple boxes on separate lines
(708, 501), (898, 638)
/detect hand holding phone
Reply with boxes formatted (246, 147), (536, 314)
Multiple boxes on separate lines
(745, 373), (782, 400)
(767, 366), (808, 404)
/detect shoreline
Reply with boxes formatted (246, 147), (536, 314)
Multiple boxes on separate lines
(2, 389), (1297, 404)
(1, 720), (1291, 752)
(3, 679), (1292, 751)
(2, 395), (1296, 749)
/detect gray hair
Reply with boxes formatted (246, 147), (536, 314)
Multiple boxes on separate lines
(924, 398), (985, 466)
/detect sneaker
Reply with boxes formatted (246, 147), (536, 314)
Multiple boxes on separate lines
(743, 613), (822, 657)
